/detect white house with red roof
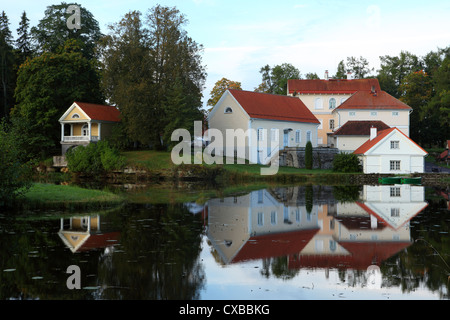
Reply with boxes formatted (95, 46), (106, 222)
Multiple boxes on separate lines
(353, 127), (428, 174)
(59, 102), (121, 154)
(207, 89), (320, 164)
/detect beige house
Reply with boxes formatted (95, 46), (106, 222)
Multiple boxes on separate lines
(287, 77), (412, 147)
(59, 102), (121, 154)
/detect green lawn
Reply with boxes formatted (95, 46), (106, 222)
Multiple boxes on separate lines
(21, 183), (125, 209)
(121, 150), (335, 175)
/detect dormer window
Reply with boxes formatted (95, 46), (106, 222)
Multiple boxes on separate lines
(224, 107), (233, 114)
(71, 113), (80, 119)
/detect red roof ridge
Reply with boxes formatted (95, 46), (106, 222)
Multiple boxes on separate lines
(335, 90), (411, 110)
(332, 120), (390, 136)
(288, 78), (381, 94)
(353, 127), (428, 155)
(74, 101), (121, 122)
(228, 89), (319, 124)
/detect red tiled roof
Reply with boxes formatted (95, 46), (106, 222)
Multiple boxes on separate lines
(229, 89), (320, 124)
(75, 102), (121, 122)
(332, 120), (390, 136)
(335, 90), (411, 110)
(232, 228), (320, 263)
(353, 127), (428, 155)
(288, 78), (381, 94)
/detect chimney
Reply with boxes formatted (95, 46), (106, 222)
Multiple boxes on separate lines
(370, 126), (377, 140)
(324, 70), (329, 80)
(347, 72), (353, 80)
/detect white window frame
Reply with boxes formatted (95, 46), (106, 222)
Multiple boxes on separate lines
(329, 98), (336, 109)
(390, 141), (400, 149)
(349, 111), (356, 117)
(390, 186), (401, 197)
(370, 111), (377, 116)
(306, 130), (312, 142)
(390, 160), (401, 171)
(257, 128), (264, 141)
(71, 113), (80, 119)
(82, 124), (89, 136)
(392, 111), (399, 116)
(315, 97), (323, 109)
(270, 128), (278, 142)
(318, 119), (323, 130)
(329, 119), (335, 130)
(295, 130), (301, 143)
(224, 107), (233, 114)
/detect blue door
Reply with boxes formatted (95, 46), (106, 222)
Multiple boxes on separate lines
(283, 132), (289, 148)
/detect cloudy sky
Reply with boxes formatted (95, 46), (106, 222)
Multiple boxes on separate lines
(5, 0), (450, 106)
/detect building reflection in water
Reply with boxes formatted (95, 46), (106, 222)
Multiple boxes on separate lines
(58, 215), (120, 253)
(206, 185), (428, 271)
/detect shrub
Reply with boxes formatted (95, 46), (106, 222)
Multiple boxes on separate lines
(66, 141), (126, 174)
(332, 152), (363, 173)
(0, 121), (32, 206)
(305, 141), (313, 170)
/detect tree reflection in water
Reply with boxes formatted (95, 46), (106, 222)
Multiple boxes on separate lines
(0, 185), (448, 299)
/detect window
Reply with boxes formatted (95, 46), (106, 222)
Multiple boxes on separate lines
(329, 98), (336, 109)
(349, 111), (356, 117)
(371, 111), (377, 116)
(271, 211), (277, 225)
(392, 111), (399, 116)
(82, 124), (89, 136)
(258, 190), (263, 203)
(329, 119), (335, 130)
(390, 160), (401, 171)
(71, 113), (80, 119)
(295, 130), (301, 143)
(340, 97), (347, 104)
(270, 128), (278, 142)
(315, 98), (323, 109)
(257, 128), (264, 141)
(390, 141), (400, 149)
(390, 187), (401, 197)
(257, 212), (264, 226)
(318, 119), (323, 130)
(224, 107), (233, 114)
(391, 208), (400, 217)
(306, 131), (312, 142)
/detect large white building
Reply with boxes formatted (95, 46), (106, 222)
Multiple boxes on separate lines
(207, 89), (320, 164)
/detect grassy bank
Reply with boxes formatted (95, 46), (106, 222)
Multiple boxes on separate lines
(19, 183), (125, 210)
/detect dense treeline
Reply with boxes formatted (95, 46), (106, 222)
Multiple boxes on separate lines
(0, 2), (206, 205)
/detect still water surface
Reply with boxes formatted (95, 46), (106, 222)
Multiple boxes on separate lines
(1, 184), (449, 300)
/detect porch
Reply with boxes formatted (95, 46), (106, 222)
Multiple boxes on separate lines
(60, 122), (102, 143)
(61, 135), (99, 142)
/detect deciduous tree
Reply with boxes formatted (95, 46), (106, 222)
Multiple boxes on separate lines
(207, 77), (242, 110)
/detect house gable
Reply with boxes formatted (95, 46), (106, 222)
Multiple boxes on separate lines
(354, 128), (427, 156)
(59, 102), (91, 122)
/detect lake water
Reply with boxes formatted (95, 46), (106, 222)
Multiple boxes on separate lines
(1, 184), (449, 301)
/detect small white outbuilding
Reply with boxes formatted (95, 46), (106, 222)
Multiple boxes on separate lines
(353, 127), (428, 174)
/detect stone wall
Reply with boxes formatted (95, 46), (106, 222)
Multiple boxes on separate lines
(279, 147), (339, 169)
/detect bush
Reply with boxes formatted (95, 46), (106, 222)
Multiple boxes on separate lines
(66, 141), (126, 174)
(0, 121), (32, 206)
(332, 152), (363, 173)
(305, 141), (313, 170)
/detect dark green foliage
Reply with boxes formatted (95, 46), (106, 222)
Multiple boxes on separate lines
(332, 152), (363, 173)
(305, 141), (313, 170)
(0, 121), (32, 207)
(66, 140), (126, 174)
